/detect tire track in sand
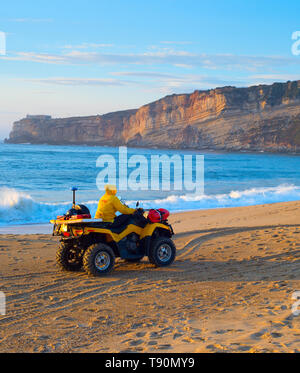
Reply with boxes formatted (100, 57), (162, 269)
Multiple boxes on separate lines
(177, 224), (300, 259)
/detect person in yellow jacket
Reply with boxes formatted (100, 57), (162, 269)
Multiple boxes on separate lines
(95, 184), (136, 222)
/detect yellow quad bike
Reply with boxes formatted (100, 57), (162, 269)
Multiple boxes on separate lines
(50, 188), (176, 276)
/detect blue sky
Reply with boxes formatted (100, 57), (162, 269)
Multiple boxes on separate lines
(0, 0), (300, 138)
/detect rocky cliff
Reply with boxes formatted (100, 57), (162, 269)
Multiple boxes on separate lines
(5, 80), (300, 153)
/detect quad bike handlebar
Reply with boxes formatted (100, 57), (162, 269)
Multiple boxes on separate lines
(135, 201), (151, 212)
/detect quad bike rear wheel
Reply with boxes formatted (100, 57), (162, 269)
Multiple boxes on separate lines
(83, 243), (115, 276)
(148, 237), (176, 267)
(56, 242), (83, 271)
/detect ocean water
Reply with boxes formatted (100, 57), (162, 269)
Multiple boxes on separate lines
(1, 142), (300, 226)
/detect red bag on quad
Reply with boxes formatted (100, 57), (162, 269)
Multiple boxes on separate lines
(148, 208), (170, 223)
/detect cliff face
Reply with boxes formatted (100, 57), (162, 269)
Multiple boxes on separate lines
(5, 80), (300, 153)
(6, 110), (137, 146)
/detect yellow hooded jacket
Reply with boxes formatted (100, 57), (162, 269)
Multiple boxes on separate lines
(95, 192), (135, 222)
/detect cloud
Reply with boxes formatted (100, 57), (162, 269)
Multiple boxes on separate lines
(173, 63), (193, 69)
(110, 71), (179, 79)
(2, 49), (300, 72)
(22, 71), (244, 93)
(248, 73), (300, 82)
(110, 70), (240, 84)
(20, 68), (298, 94)
(160, 41), (193, 45)
(62, 43), (114, 49)
(25, 77), (131, 86)
(1, 52), (67, 64)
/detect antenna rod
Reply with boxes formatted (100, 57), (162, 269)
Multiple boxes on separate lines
(72, 187), (78, 208)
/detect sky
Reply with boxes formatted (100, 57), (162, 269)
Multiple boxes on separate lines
(0, 0), (300, 139)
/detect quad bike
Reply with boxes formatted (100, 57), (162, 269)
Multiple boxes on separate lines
(50, 188), (176, 276)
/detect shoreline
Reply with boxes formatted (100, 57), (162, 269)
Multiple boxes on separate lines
(2, 141), (300, 156)
(0, 223), (52, 235)
(1, 200), (300, 235)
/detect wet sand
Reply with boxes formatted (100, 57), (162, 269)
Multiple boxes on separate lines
(0, 201), (300, 352)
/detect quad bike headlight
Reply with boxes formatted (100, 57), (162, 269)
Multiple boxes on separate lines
(60, 224), (68, 232)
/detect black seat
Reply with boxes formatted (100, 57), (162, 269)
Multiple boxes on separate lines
(86, 213), (146, 234)
(87, 221), (112, 229)
(85, 215), (132, 233)
(112, 214), (132, 227)
(109, 214), (133, 233)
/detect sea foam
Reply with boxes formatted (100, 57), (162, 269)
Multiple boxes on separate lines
(0, 184), (300, 226)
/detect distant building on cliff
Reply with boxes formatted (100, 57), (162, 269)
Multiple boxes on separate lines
(26, 115), (52, 120)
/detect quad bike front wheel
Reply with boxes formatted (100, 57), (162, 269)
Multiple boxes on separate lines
(83, 243), (115, 276)
(148, 237), (176, 267)
(56, 242), (83, 271)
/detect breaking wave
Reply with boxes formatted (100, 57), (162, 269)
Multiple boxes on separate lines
(1, 184), (300, 226)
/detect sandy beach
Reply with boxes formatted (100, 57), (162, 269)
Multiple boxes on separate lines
(0, 201), (300, 353)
